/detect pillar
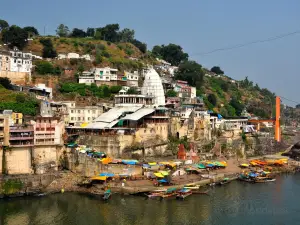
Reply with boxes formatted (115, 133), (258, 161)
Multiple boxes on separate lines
(275, 96), (281, 142)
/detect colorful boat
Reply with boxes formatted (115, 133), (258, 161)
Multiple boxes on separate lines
(160, 188), (177, 199)
(184, 183), (200, 190)
(240, 163), (249, 168)
(255, 177), (276, 183)
(176, 188), (192, 200)
(219, 178), (231, 185)
(103, 189), (111, 201)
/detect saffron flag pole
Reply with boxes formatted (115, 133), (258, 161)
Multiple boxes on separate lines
(275, 96), (281, 142)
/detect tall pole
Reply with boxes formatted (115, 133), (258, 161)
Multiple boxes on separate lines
(275, 96), (281, 142)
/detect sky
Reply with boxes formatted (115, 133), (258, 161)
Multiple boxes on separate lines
(1, 0), (300, 106)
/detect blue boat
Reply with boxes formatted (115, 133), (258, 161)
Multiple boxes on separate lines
(176, 188), (192, 200)
(103, 189), (111, 201)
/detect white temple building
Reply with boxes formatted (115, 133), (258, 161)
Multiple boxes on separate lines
(114, 68), (165, 107)
(141, 68), (165, 106)
(82, 68), (167, 129)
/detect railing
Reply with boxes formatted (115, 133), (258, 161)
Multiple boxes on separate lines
(10, 125), (34, 132)
(9, 136), (34, 140)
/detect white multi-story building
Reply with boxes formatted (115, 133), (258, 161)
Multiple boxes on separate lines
(125, 71), (139, 87)
(9, 47), (32, 74)
(94, 67), (118, 82)
(78, 71), (95, 85)
(61, 101), (103, 126)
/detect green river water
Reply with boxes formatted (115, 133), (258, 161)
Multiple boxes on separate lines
(1, 173), (300, 225)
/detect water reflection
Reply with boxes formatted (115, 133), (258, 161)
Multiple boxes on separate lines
(1, 174), (300, 225)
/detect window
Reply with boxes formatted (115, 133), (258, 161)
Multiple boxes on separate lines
(78, 117), (81, 121)
(88, 110), (90, 113)
(88, 117), (90, 121)
(14, 59), (16, 63)
(92, 110), (95, 114)
(71, 117), (74, 121)
(71, 110), (74, 113)
(77, 110), (81, 113)
(106, 77), (109, 79)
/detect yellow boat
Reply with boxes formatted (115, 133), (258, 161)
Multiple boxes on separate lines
(240, 163), (249, 168)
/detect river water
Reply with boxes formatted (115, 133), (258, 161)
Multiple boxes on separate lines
(1, 173), (300, 225)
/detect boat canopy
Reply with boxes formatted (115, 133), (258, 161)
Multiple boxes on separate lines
(91, 176), (107, 181)
(99, 173), (114, 177)
(154, 173), (164, 178)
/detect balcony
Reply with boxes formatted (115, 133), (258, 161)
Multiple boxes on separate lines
(10, 125), (34, 133)
(9, 140), (34, 147)
(10, 136), (34, 140)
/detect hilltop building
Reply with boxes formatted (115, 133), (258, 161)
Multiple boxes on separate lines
(0, 47), (32, 84)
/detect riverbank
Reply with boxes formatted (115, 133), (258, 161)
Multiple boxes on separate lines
(1, 158), (299, 199)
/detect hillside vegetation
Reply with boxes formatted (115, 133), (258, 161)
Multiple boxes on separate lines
(0, 19), (277, 118)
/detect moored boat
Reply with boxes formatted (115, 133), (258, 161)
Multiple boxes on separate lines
(254, 177), (276, 183)
(103, 189), (111, 201)
(176, 188), (192, 200)
(184, 183), (200, 190)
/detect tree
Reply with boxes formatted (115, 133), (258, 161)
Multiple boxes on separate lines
(154, 44), (189, 66)
(35, 61), (55, 75)
(77, 64), (84, 75)
(40, 38), (57, 58)
(119, 28), (135, 42)
(229, 97), (244, 116)
(56, 24), (70, 37)
(86, 27), (95, 37)
(166, 90), (177, 97)
(211, 66), (224, 75)
(95, 24), (120, 42)
(0, 77), (12, 89)
(1, 25), (28, 50)
(103, 86), (111, 97)
(70, 28), (87, 38)
(296, 104), (300, 109)
(23, 26), (39, 37)
(207, 93), (217, 106)
(127, 87), (138, 94)
(174, 60), (204, 89)
(220, 81), (229, 91)
(110, 86), (122, 94)
(0, 19), (9, 31)
(131, 39), (147, 53)
(16, 94), (25, 103)
(152, 45), (162, 58)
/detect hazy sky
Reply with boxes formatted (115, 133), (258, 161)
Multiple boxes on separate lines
(1, 0), (300, 105)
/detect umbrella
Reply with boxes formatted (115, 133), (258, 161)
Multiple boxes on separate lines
(142, 164), (150, 168)
(148, 162), (157, 166)
(159, 171), (169, 176)
(154, 173), (164, 178)
(206, 164), (214, 168)
(198, 163), (206, 169)
(158, 179), (168, 183)
(91, 176), (107, 181)
(99, 173), (114, 177)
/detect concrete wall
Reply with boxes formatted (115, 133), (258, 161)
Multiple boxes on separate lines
(0, 71), (30, 84)
(5, 147), (32, 174)
(33, 145), (63, 174)
(65, 149), (142, 177)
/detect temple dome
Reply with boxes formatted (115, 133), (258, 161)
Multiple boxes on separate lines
(141, 68), (165, 106)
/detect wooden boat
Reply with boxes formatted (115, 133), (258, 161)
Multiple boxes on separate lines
(146, 192), (163, 199)
(102, 189), (111, 201)
(254, 177), (276, 183)
(218, 178), (231, 185)
(184, 184), (200, 190)
(160, 192), (177, 199)
(176, 188), (192, 200)
(191, 190), (210, 196)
